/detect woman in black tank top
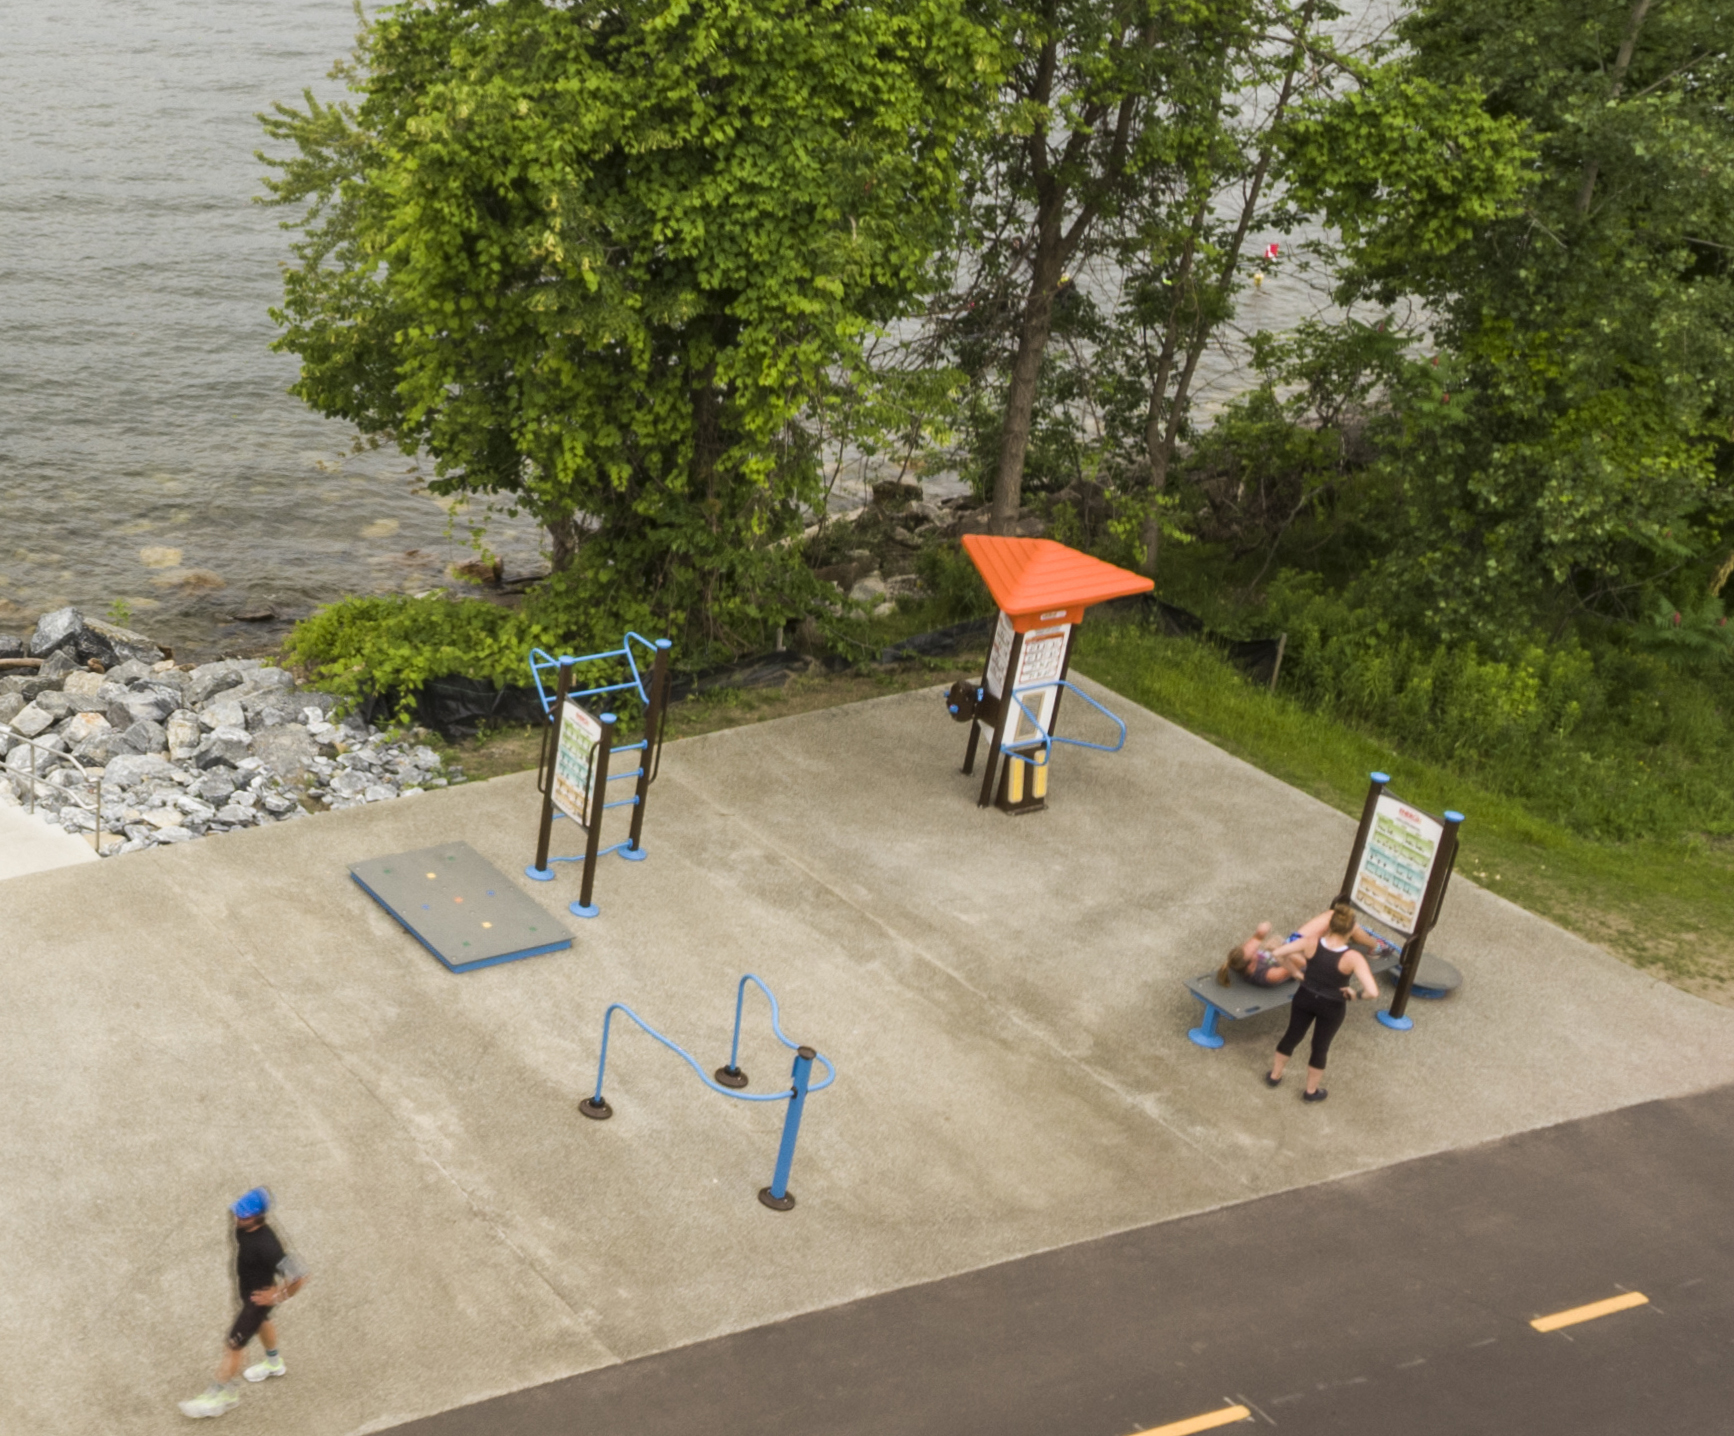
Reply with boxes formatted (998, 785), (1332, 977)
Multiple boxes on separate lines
(1264, 902), (1379, 1103)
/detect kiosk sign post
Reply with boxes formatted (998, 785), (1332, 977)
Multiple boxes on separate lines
(552, 700), (603, 822)
(1349, 794), (1446, 936)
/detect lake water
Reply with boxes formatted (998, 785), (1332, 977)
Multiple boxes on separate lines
(1, 0), (1399, 658)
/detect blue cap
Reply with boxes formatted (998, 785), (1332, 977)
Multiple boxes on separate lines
(231, 1187), (270, 1220)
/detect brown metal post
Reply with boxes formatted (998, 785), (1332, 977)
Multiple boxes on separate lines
(626, 642), (670, 855)
(530, 659), (575, 876)
(977, 630), (1025, 808)
(1386, 811), (1463, 1023)
(575, 714), (616, 913)
(1339, 771), (1390, 901)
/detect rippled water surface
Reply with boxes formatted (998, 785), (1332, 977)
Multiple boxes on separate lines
(1, 0), (546, 656)
(1, 0), (1398, 658)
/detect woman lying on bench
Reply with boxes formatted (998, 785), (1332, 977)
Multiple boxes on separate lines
(1217, 900), (1398, 988)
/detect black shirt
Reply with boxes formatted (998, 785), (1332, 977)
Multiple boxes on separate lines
(235, 1222), (285, 1303)
(1301, 941), (1353, 1001)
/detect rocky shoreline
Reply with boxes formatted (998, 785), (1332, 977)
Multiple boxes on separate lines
(0, 607), (455, 858)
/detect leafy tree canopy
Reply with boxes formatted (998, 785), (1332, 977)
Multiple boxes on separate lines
(263, 0), (996, 651)
(1282, 0), (1734, 639)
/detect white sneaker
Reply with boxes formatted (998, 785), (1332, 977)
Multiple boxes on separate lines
(178, 1386), (239, 1418)
(244, 1354), (285, 1382)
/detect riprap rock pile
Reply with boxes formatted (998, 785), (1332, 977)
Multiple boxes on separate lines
(0, 607), (453, 857)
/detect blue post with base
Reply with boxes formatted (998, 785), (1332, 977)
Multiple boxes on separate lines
(758, 1046), (816, 1211)
(1187, 996), (1226, 1049)
(1379, 809), (1465, 1031)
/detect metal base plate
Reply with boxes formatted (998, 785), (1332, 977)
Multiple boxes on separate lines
(351, 842), (572, 974)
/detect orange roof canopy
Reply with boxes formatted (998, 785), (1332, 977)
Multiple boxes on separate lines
(960, 535), (1152, 622)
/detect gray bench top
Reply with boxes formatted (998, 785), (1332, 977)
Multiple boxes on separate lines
(1186, 943), (1406, 1021)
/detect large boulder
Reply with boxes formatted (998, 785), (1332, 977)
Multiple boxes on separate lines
(166, 712), (201, 759)
(81, 617), (166, 667)
(101, 752), (175, 789)
(242, 689), (305, 731)
(0, 635), (23, 660)
(38, 649), (82, 683)
(195, 726), (252, 769)
(0, 693), (25, 726)
(108, 689), (177, 730)
(27, 607), (85, 659)
(250, 724), (320, 784)
(60, 712), (113, 747)
(123, 719), (170, 754)
(187, 663), (244, 708)
(35, 690), (107, 721)
(73, 727), (134, 766)
(104, 659), (157, 687)
(9, 702), (56, 739)
(200, 698), (246, 731)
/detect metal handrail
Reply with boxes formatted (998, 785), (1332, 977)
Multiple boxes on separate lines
(1, 721), (101, 842)
(1001, 679), (1128, 766)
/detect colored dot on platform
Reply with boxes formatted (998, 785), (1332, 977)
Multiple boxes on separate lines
(482, 922), (493, 929)
(421, 904), (430, 910)
(426, 872), (436, 880)
(454, 896), (464, 904)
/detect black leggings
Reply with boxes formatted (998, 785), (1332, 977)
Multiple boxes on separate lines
(1276, 987), (1348, 1070)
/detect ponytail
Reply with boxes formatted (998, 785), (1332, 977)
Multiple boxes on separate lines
(1218, 945), (1250, 985)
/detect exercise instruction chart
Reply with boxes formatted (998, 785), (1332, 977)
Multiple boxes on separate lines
(553, 699), (603, 824)
(1351, 795), (1444, 934)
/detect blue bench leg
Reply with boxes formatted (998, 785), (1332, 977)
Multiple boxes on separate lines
(1187, 1001), (1226, 1049)
(1376, 1008), (1414, 1031)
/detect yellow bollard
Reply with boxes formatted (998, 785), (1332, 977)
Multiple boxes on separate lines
(1032, 749), (1049, 799)
(1007, 753), (1025, 804)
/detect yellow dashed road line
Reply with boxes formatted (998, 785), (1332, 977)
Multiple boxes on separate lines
(1530, 1291), (1649, 1333)
(1134, 1405), (1252, 1435)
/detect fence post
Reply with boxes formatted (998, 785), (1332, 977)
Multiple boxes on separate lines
(527, 658), (575, 881)
(1268, 632), (1287, 693)
(758, 1046), (816, 1212)
(571, 714), (615, 918)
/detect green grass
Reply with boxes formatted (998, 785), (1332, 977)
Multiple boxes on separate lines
(1071, 622), (1734, 1005)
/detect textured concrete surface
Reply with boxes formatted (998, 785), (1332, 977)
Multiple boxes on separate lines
(3, 681), (1731, 1435)
(0, 797), (99, 881)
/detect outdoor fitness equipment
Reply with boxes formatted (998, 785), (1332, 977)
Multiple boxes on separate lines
(526, 633), (673, 918)
(1338, 772), (1465, 1030)
(579, 974), (837, 1211)
(945, 536), (1152, 814)
(1181, 777), (1465, 1047)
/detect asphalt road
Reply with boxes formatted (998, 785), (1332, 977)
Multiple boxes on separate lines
(389, 1082), (1734, 1436)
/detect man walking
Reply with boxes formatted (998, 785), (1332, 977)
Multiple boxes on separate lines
(179, 1187), (306, 1419)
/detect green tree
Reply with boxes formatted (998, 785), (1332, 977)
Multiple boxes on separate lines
(263, 0), (994, 650)
(1284, 0), (1734, 639)
(941, 0), (1252, 534)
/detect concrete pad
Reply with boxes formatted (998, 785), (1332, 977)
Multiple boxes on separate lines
(0, 798), (99, 882)
(2, 682), (1731, 1435)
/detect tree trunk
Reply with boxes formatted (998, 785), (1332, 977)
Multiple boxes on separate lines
(990, 203), (1067, 535)
(1575, 0), (1655, 219)
(1139, 0), (1318, 576)
(547, 513), (584, 573)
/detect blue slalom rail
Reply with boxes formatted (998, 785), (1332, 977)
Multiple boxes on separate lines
(1000, 679), (1128, 767)
(582, 974), (836, 1209)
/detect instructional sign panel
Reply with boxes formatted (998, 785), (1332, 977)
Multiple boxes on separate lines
(984, 611), (1015, 699)
(1351, 794), (1444, 935)
(1015, 626), (1070, 688)
(552, 699), (603, 823)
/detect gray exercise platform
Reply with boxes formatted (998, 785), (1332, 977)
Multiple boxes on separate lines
(351, 842), (572, 973)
